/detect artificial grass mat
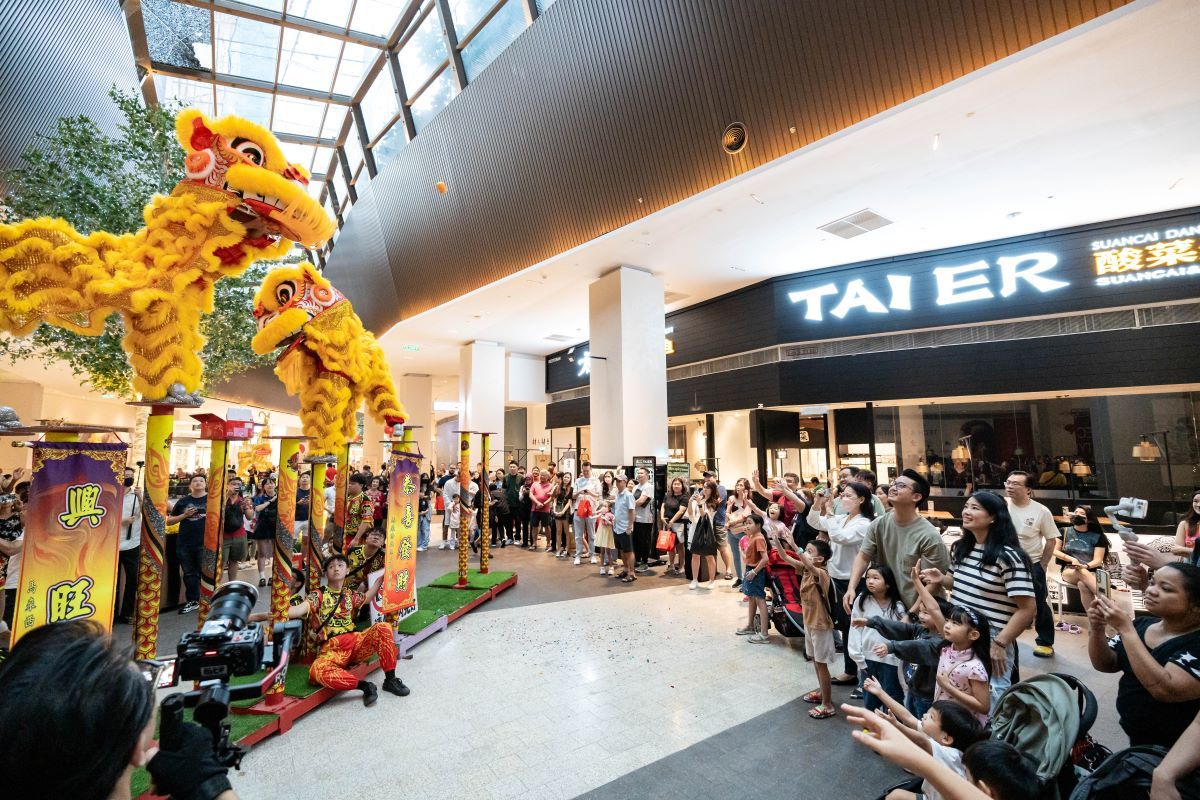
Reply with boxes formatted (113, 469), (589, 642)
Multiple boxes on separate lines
(129, 707), (277, 796)
(427, 569), (515, 589)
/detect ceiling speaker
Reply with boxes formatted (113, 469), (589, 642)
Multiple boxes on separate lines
(722, 122), (747, 155)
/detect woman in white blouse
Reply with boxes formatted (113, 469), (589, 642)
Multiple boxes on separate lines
(808, 481), (876, 687)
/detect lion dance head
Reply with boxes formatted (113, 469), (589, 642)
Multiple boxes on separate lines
(252, 263), (406, 457)
(176, 109), (335, 255)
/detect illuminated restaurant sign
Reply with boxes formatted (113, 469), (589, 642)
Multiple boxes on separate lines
(552, 208), (1200, 385)
(1092, 223), (1200, 287)
(788, 251), (1067, 321)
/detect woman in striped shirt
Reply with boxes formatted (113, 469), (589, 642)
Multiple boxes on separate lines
(920, 491), (1035, 708)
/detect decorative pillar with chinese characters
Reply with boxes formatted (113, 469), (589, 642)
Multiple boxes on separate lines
(11, 439), (127, 645)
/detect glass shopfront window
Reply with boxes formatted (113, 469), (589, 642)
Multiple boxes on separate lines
(869, 390), (1199, 522)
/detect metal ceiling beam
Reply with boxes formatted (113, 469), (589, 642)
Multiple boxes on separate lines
(433, 0), (467, 91)
(149, 62), (354, 105)
(174, 0), (389, 46)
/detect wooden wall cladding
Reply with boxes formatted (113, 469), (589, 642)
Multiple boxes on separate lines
(326, 0), (1131, 333)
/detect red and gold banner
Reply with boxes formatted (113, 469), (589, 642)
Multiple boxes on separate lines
(12, 441), (127, 645)
(381, 430), (419, 618)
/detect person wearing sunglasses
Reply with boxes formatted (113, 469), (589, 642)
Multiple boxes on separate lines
(0, 620), (240, 800)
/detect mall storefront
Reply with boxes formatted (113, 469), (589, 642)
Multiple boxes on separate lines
(545, 206), (1200, 522)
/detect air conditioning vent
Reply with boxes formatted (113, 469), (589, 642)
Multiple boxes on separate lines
(544, 334), (574, 342)
(664, 291), (689, 305)
(818, 209), (893, 239)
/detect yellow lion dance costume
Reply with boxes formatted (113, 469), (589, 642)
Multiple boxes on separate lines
(251, 262), (406, 457)
(0, 109), (334, 403)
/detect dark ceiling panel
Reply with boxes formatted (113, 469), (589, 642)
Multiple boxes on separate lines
(324, 0), (1132, 334)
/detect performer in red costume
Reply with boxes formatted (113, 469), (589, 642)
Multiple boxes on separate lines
(252, 553), (409, 705)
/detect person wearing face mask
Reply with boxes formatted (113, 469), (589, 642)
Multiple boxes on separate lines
(1052, 505), (1110, 600)
(115, 467), (140, 625)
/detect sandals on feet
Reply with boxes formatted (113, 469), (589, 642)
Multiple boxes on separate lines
(802, 690), (822, 704)
(620, 574), (637, 583)
(808, 704), (836, 720)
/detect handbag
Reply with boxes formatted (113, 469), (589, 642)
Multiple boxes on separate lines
(656, 528), (676, 551)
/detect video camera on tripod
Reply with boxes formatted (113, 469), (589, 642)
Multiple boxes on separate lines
(156, 581), (302, 769)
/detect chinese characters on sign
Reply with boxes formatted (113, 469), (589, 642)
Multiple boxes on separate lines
(1092, 227), (1200, 287)
(12, 441), (126, 644)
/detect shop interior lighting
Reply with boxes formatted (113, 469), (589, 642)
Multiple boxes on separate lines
(915, 458), (928, 476)
(1132, 434), (1162, 461)
(1133, 431), (1176, 523)
(1072, 461), (1092, 477)
(1058, 458), (1072, 474)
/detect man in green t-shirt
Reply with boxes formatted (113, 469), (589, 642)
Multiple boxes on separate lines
(844, 469), (950, 610)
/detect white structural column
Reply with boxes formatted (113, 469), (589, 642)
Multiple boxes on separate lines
(398, 373), (434, 463)
(588, 266), (668, 466)
(460, 341), (506, 468)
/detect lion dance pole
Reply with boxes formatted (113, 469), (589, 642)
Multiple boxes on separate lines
(134, 406), (174, 658)
(197, 439), (229, 623)
(480, 432), (492, 575)
(455, 431), (471, 588)
(268, 437), (301, 698)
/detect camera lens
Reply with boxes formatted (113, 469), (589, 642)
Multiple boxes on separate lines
(206, 581), (258, 631)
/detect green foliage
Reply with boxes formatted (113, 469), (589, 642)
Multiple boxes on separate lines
(0, 88), (288, 397)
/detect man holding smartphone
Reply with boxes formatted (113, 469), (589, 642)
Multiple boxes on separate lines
(167, 474), (208, 614)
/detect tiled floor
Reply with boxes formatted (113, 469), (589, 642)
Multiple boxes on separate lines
(218, 532), (1126, 800)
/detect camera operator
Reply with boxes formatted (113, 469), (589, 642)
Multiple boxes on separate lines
(0, 620), (239, 800)
(249, 553), (409, 706)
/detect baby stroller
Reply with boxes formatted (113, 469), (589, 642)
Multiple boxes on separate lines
(991, 672), (1100, 799)
(751, 548), (806, 642)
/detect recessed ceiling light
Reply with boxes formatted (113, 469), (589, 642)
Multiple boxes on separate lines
(729, 266), (747, 272)
(931, 133), (940, 151)
(749, 193), (765, 205)
(1169, 177), (1184, 190)
(1007, 211), (1023, 218)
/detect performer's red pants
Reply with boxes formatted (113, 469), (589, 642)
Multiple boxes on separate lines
(309, 623), (397, 690)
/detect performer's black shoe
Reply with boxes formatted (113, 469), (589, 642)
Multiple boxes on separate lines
(359, 680), (378, 706)
(382, 676), (410, 697)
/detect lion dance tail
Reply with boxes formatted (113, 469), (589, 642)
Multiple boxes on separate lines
(0, 217), (129, 336)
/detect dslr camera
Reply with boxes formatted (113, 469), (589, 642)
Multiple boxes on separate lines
(159, 581), (301, 768)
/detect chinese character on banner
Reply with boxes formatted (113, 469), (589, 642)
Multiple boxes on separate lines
(381, 452), (419, 617)
(47, 576), (96, 623)
(59, 483), (107, 529)
(1145, 238), (1198, 268)
(11, 441), (126, 645)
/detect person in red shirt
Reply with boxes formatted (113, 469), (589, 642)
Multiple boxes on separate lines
(528, 470), (553, 551)
(751, 469), (803, 526)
